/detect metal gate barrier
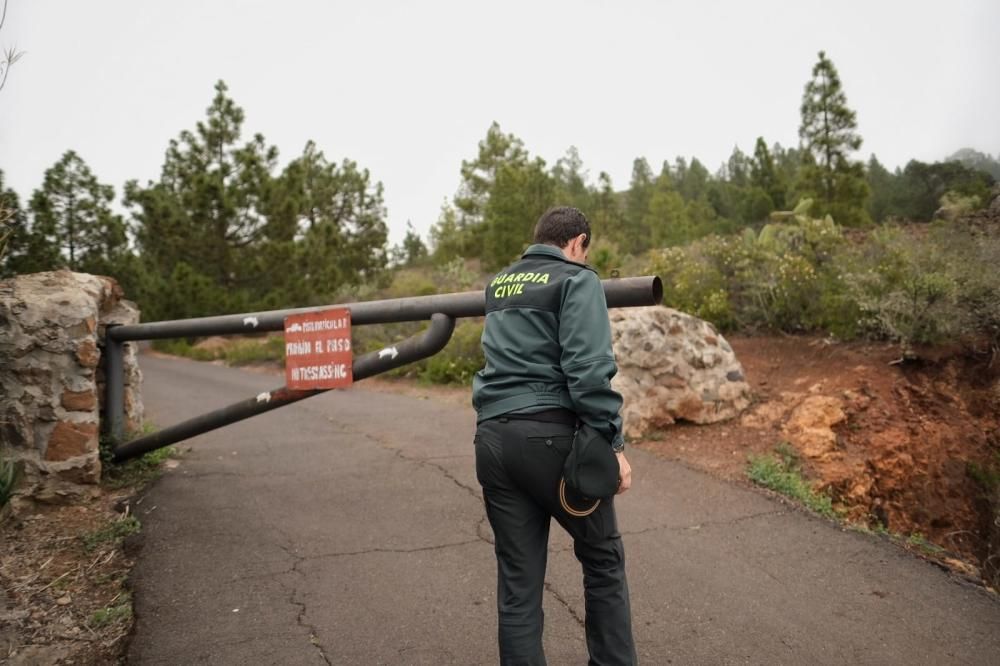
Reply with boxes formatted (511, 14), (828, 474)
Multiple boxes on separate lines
(104, 276), (662, 462)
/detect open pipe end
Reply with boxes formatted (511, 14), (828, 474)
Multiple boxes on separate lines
(603, 275), (664, 309)
(650, 276), (663, 304)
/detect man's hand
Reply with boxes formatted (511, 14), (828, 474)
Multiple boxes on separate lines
(616, 452), (632, 495)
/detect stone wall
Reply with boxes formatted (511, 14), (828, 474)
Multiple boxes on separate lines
(611, 306), (751, 438)
(989, 488), (1000, 591)
(0, 270), (142, 509)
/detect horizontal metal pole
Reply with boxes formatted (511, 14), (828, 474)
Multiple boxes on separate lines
(108, 276), (663, 342)
(112, 314), (456, 462)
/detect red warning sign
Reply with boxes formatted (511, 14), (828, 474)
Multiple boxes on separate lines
(284, 309), (353, 390)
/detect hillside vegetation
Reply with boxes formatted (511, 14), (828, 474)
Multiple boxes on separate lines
(1, 50), (997, 342)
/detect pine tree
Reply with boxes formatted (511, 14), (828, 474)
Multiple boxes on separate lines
(772, 142), (803, 198)
(482, 159), (555, 270)
(126, 81), (388, 318)
(704, 178), (745, 228)
(726, 145), (751, 188)
(644, 170), (690, 247)
(277, 140), (388, 303)
(429, 203), (466, 264)
(676, 157), (710, 202)
(450, 122), (530, 261)
(865, 154), (896, 222)
(455, 122), (528, 223)
(622, 158), (654, 254)
(798, 51), (871, 226)
(551, 146), (591, 211)
(126, 80), (278, 305)
(589, 172), (626, 247)
(27, 151), (126, 275)
(751, 137), (786, 211)
(398, 221), (428, 266)
(0, 168), (35, 276)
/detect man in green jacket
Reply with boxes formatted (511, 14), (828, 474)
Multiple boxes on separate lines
(473, 206), (637, 665)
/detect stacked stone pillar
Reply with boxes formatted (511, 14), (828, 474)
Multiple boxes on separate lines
(0, 270), (142, 510)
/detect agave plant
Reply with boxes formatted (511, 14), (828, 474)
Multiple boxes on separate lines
(0, 449), (19, 508)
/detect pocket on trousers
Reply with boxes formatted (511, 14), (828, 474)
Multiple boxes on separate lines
(564, 498), (620, 544)
(526, 435), (573, 458)
(474, 428), (503, 487)
(589, 501), (620, 540)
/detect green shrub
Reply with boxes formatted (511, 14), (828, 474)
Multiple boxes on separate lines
(350, 317), (484, 385)
(906, 531), (946, 555)
(352, 321), (422, 359)
(947, 228), (1000, 350)
(82, 515), (141, 551)
(223, 336), (285, 365)
(153, 335), (285, 365)
(936, 190), (982, 221)
(967, 454), (1000, 493)
(434, 257), (479, 290)
(645, 201), (1000, 350)
(152, 338), (216, 361)
(385, 268), (438, 298)
(747, 443), (836, 518)
(419, 320), (485, 385)
(742, 212), (855, 332)
(89, 594), (132, 628)
(588, 239), (624, 278)
(648, 243), (736, 328)
(647, 209), (856, 334)
(102, 444), (177, 490)
(101, 422), (177, 489)
(846, 223), (984, 353)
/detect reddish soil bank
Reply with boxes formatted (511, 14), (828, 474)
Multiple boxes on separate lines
(639, 335), (1000, 579)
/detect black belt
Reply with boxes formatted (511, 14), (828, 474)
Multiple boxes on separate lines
(498, 408), (578, 427)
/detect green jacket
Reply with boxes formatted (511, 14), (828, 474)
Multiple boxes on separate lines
(472, 244), (625, 448)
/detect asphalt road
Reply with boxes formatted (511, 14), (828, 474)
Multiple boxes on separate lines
(127, 354), (1000, 665)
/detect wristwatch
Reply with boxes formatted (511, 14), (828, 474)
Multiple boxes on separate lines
(611, 434), (625, 453)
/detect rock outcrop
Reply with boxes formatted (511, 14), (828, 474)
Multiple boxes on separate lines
(0, 270), (142, 509)
(610, 306), (751, 438)
(781, 395), (846, 461)
(958, 186), (1000, 236)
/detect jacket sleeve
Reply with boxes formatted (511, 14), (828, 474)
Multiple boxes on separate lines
(558, 269), (625, 448)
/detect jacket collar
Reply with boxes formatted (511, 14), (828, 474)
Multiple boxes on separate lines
(521, 243), (594, 271)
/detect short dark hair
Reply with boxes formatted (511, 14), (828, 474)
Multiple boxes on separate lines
(533, 206), (591, 248)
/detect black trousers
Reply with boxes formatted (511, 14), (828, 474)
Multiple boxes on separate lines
(474, 416), (637, 666)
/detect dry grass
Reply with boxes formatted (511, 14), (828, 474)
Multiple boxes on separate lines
(0, 441), (178, 663)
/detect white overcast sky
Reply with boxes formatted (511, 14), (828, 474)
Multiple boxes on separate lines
(1, 0), (998, 243)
